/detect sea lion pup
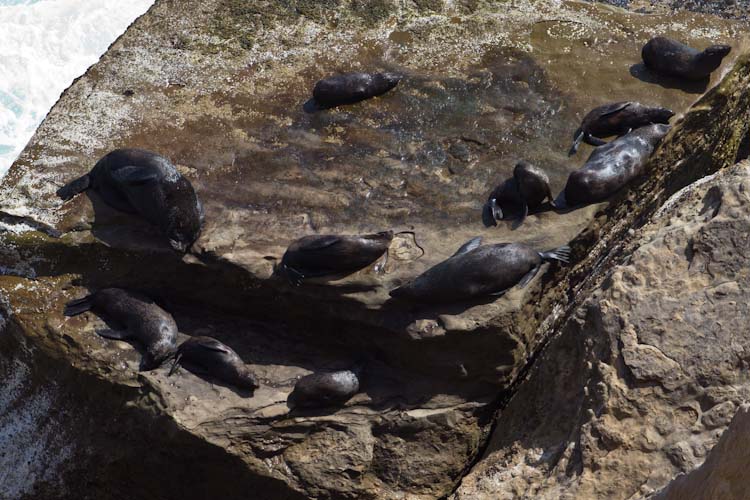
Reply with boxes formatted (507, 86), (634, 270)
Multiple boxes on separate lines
(312, 72), (401, 108)
(488, 161), (556, 223)
(64, 288), (178, 370)
(277, 231), (394, 285)
(389, 237), (570, 303)
(169, 336), (259, 391)
(290, 368), (361, 408)
(56, 148), (204, 253)
(561, 123), (670, 208)
(568, 102), (674, 156)
(642, 37), (731, 81)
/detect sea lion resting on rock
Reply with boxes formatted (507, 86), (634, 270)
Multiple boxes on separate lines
(277, 231), (394, 285)
(389, 237), (570, 303)
(290, 368), (361, 408)
(57, 148), (204, 253)
(641, 37), (731, 81)
(64, 288), (178, 370)
(561, 123), (670, 208)
(488, 161), (556, 223)
(568, 102), (674, 156)
(312, 72), (401, 108)
(169, 336), (259, 392)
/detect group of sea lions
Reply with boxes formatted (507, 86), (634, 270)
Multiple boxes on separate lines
(56, 36), (730, 408)
(488, 36), (730, 221)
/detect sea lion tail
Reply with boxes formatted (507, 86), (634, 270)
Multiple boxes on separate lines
(57, 174), (91, 201)
(64, 295), (93, 316)
(539, 245), (571, 264)
(568, 129), (584, 156)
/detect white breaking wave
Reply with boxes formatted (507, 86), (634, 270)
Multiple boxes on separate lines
(0, 0), (154, 176)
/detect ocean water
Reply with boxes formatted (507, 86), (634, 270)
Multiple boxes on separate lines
(0, 0), (154, 176)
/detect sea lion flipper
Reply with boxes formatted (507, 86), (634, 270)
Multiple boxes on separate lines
(57, 174), (91, 201)
(191, 337), (232, 354)
(518, 265), (540, 288)
(453, 237), (483, 257)
(168, 353), (183, 376)
(585, 135), (608, 147)
(568, 129), (584, 156)
(64, 295), (94, 316)
(598, 101), (631, 118)
(519, 201), (529, 223)
(97, 329), (130, 341)
(539, 245), (571, 264)
(489, 198), (503, 222)
(111, 165), (160, 186)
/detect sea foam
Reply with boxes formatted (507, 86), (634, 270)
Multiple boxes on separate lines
(0, 0), (154, 177)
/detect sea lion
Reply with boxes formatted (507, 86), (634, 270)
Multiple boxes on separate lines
(169, 336), (259, 391)
(290, 368), (361, 408)
(568, 102), (674, 156)
(641, 37), (731, 81)
(57, 148), (204, 253)
(312, 72), (401, 108)
(389, 238), (570, 303)
(64, 288), (178, 370)
(561, 123), (670, 208)
(277, 231), (394, 285)
(487, 161), (556, 223)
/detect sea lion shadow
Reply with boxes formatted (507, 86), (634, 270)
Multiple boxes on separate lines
(629, 63), (708, 94)
(172, 361), (257, 398)
(382, 293), (499, 318)
(86, 190), (173, 253)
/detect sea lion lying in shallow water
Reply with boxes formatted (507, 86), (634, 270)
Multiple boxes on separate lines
(568, 102), (674, 156)
(641, 37), (731, 81)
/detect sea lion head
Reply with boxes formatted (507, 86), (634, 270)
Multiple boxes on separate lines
(164, 178), (204, 253)
(648, 106), (675, 124)
(640, 123), (671, 146)
(374, 72), (402, 92)
(697, 44), (732, 73)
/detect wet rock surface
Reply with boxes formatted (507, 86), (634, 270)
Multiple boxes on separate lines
(0, 0), (748, 498)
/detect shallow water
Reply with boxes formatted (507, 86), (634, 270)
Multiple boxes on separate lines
(0, 0), (154, 175)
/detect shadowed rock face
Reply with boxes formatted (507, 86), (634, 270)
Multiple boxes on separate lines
(0, 0), (747, 499)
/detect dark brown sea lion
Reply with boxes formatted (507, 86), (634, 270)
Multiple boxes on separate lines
(312, 72), (401, 108)
(641, 37), (731, 81)
(290, 369), (361, 408)
(487, 161), (556, 223)
(568, 102), (674, 156)
(169, 336), (259, 391)
(560, 123), (670, 208)
(389, 238), (570, 303)
(64, 288), (178, 370)
(57, 148), (204, 253)
(277, 231), (394, 285)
